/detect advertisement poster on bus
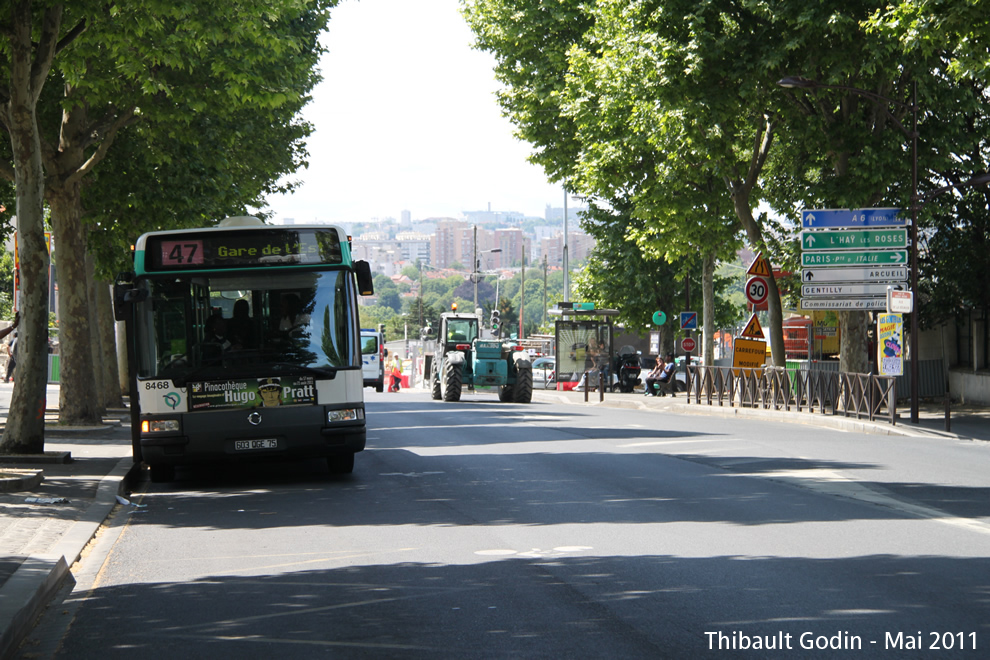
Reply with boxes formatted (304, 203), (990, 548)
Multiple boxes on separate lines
(188, 375), (316, 410)
(876, 313), (904, 377)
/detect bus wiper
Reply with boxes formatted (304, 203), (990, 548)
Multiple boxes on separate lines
(168, 363), (338, 388)
(267, 362), (339, 378)
(170, 366), (227, 388)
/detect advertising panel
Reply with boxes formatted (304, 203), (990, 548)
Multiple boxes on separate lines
(188, 375), (316, 410)
(876, 313), (904, 377)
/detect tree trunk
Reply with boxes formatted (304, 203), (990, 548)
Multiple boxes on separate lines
(50, 188), (102, 425)
(85, 253), (105, 414)
(702, 250), (716, 366)
(116, 319), (129, 397)
(96, 279), (123, 408)
(839, 310), (870, 374)
(731, 194), (786, 367)
(0, 4), (57, 454)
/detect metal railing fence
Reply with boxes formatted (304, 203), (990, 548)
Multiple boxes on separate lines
(686, 365), (897, 425)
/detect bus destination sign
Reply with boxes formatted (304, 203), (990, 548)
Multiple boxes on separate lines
(146, 228), (343, 272)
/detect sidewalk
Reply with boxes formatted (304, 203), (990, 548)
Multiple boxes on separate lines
(531, 386), (990, 442)
(0, 384), (137, 659)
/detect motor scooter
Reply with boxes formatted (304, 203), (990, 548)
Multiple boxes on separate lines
(611, 346), (642, 393)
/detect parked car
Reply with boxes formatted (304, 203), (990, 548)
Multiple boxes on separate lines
(672, 356), (704, 391)
(532, 356), (555, 388)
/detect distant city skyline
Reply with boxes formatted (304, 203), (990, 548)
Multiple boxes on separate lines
(260, 0), (564, 225)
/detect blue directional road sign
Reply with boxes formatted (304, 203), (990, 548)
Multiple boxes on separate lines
(801, 208), (905, 229)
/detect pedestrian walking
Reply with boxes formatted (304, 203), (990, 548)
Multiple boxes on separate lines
(389, 354), (403, 392)
(3, 312), (21, 382)
(5, 331), (19, 383)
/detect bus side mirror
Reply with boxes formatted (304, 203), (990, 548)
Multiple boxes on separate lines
(355, 261), (374, 296)
(113, 284), (148, 321)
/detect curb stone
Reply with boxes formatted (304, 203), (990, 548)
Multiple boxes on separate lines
(0, 452), (72, 465)
(0, 470), (43, 493)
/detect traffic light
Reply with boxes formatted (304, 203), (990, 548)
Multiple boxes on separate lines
(490, 309), (500, 337)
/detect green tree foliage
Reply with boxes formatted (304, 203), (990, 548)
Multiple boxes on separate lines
(372, 275), (402, 313)
(865, 1), (990, 330)
(574, 203), (740, 355)
(1, 1), (334, 449)
(84, 95), (316, 280)
(921, 190), (990, 325)
(867, 0), (990, 84)
(464, 0), (784, 362)
(467, 0), (990, 373)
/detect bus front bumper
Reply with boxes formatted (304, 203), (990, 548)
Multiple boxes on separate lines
(139, 404), (366, 466)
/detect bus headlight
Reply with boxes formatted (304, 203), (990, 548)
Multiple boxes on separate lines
(141, 419), (181, 434)
(327, 408), (363, 423)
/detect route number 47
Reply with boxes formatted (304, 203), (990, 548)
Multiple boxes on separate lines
(161, 240), (204, 266)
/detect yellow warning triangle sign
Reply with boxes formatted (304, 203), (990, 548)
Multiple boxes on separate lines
(740, 313), (765, 339)
(746, 252), (772, 277)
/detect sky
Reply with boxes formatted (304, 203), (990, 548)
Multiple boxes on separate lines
(261, 0), (564, 225)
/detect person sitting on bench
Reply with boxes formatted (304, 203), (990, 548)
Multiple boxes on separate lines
(646, 353), (677, 396)
(644, 355), (665, 396)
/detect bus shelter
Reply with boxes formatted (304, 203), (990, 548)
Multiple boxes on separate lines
(549, 304), (620, 391)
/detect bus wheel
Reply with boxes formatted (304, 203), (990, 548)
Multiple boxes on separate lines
(328, 452), (355, 475)
(149, 464), (175, 483)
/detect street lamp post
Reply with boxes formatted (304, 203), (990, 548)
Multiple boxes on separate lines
(472, 226), (503, 310)
(471, 225), (478, 311)
(519, 237), (526, 340)
(562, 191), (569, 303)
(778, 76), (990, 424)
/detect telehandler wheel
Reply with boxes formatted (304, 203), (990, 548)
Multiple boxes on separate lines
(442, 359), (462, 402)
(498, 385), (514, 402)
(431, 363), (442, 400)
(513, 366), (533, 403)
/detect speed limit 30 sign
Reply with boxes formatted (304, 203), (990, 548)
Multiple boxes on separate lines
(745, 276), (769, 306)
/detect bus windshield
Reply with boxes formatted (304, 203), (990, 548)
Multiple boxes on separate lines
(134, 269), (359, 383)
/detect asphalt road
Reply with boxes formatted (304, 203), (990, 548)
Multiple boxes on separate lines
(37, 390), (990, 658)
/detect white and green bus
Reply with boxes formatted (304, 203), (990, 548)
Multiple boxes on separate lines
(116, 217), (374, 482)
